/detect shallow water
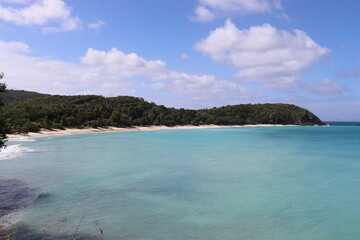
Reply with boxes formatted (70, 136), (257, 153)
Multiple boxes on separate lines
(1, 126), (360, 239)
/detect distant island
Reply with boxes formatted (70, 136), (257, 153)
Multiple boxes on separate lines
(0, 89), (324, 134)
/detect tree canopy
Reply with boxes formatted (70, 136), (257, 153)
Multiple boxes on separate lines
(0, 89), (49, 104)
(0, 90), (325, 134)
(0, 76), (7, 148)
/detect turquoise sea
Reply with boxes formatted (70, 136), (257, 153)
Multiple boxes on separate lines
(1, 125), (360, 239)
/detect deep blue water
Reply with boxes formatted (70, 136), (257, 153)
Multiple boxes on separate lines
(1, 125), (360, 239)
(325, 121), (360, 126)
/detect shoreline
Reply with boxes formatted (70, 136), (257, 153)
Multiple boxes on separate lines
(7, 124), (301, 140)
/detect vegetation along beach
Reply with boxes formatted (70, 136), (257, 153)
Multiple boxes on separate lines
(1, 0), (360, 239)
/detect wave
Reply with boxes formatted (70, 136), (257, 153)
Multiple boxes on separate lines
(0, 211), (24, 229)
(10, 137), (36, 142)
(0, 144), (35, 161)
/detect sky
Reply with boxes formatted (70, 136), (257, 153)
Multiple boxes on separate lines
(0, 0), (359, 121)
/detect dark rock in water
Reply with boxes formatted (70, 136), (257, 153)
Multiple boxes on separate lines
(0, 179), (37, 218)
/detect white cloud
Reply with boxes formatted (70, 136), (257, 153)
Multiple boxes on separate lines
(304, 78), (344, 95)
(276, 13), (290, 21)
(192, 0), (283, 21)
(180, 53), (189, 60)
(0, 40), (91, 93)
(0, 40), (30, 53)
(0, 0), (30, 4)
(199, 0), (273, 12)
(150, 71), (259, 100)
(88, 19), (106, 30)
(272, 0), (283, 10)
(81, 48), (259, 100)
(195, 20), (329, 88)
(43, 16), (82, 33)
(80, 48), (168, 79)
(0, 40), (259, 104)
(192, 6), (215, 22)
(0, 0), (82, 32)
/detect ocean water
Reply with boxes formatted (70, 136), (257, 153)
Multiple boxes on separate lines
(1, 126), (360, 239)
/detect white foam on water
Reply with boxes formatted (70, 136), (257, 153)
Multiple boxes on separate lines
(10, 137), (36, 142)
(0, 211), (24, 229)
(0, 144), (35, 161)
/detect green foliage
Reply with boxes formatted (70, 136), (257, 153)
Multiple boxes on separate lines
(0, 89), (49, 103)
(0, 83), (8, 148)
(1, 91), (325, 134)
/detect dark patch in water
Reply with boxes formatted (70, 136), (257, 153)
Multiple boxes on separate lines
(0, 180), (102, 239)
(1, 226), (98, 240)
(0, 222), (103, 240)
(0, 179), (37, 218)
(34, 193), (52, 204)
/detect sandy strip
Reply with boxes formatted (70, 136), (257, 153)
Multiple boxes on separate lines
(7, 124), (298, 140)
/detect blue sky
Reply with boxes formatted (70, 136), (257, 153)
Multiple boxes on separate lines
(0, 0), (359, 121)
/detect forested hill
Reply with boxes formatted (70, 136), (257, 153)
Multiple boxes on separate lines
(0, 91), (324, 133)
(0, 89), (50, 103)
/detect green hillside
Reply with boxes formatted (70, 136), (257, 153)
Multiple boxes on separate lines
(0, 91), (324, 133)
(0, 89), (50, 103)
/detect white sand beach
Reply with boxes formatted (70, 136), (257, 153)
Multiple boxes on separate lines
(7, 124), (298, 140)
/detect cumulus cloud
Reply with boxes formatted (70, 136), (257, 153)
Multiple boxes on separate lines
(80, 48), (258, 100)
(0, 40), (91, 93)
(0, 40), (259, 104)
(304, 78), (344, 95)
(0, 0), (82, 32)
(80, 48), (167, 79)
(192, 0), (283, 22)
(150, 72), (258, 100)
(192, 5), (216, 22)
(0, 0), (30, 4)
(88, 19), (106, 30)
(195, 20), (329, 88)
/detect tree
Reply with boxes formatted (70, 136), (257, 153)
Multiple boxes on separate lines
(0, 72), (7, 149)
(0, 88), (325, 133)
